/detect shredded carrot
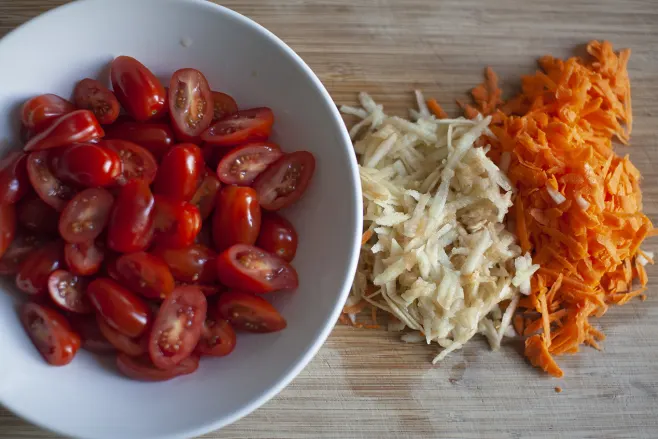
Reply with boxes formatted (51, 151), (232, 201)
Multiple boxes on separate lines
(426, 98), (449, 119)
(361, 229), (374, 245)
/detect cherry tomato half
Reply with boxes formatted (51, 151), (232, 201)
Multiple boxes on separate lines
(103, 139), (157, 186)
(151, 244), (217, 284)
(148, 285), (207, 369)
(256, 212), (298, 262)
(97, 316), (146, 357)
(104, 121), (174, 160)
(0, 203), (16, 258)
(216, 142), (282, 186)
(107, 180), (155, 253)
(212, 186), (261, 252)
(115, 252), (175, 300)
(87, 278), (150, 338)
(117, 353), (199, 381)
(217, 291), (287, 333)
(59, 188), (114, 244)
(216, 244), (298, 294)
(253, 151), (315, 211)
(26, 150), (76, 211)
(110, 56), (166, 122)
(21, 301), (81, 366)
(190, 171), (221, 220)
(0, 151), (29, 204)
(65, 241), (105, 276)
(211, 91), (238, 122)
(17, 193), (59, 235)
(73, 78), (120, 125)
(0, 232), (43, 275)
(24, 110), (104, 152)
(16, 241), (63, 295)
(53, 143), (122, 187)
(153, 196), (201, 248)
(153, 144), (204, 202)
(168, 69), (213, 142)
(21, 94), (75, 133)
(201, 107), (274, 146)
(47, 270), (92, 314)
(195, 309), (236, 357)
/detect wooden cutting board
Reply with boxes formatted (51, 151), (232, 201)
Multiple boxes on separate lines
(1, 0), (657, 438)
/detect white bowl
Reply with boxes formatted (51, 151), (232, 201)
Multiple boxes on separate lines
(0, 0), (361, 437)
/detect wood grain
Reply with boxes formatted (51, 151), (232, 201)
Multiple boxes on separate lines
(1, 0), (658, 438)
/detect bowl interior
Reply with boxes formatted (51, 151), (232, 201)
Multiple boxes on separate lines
(0, 1), (360, 438)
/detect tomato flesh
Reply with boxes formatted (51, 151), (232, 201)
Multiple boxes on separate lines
(212, 186), (261, 252)
(256, 212), (298, 262)
(211, 91), (238, 122)
(253, 151), (315, 211)
(21, 302), (81, 366)
(151, 244), (217, 284)
(217, 291), (287, 333)
(217, 142), (282, 186)
(65, 241), (105, 276)
(53, 143), (122, 187)
(21, 94), (75, 133)
(104, 121), (174, 160)
(196, 310), (236, 357)
(0, 151), (29, 204)
(59, 188), (114, 244)
(73, 78), (120, 125)
(47, 269), (92, 314)
(115, 252), (175, 300)
(117, 353), (199, 381)
(152, 196), (201, 248)
(201, 107), (274, 146)
(87, 278), (151, 338)
(190, 171), (221, 220)
(153, 144), (204, 202)
(110, 56), (166, 121)
(16, 241), (63, 295)
(24, 110), (104, 152)
(107, 180), (155, 253)
(26, 150), (76, 211)
(168, 69), (214, 141)
(104, 139), (158, 186)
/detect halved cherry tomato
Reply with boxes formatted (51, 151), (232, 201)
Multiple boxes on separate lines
(53, 143), (122, 187)
(0, 232), (43, 275)
(201, 107), (274, 146)
(26, 150), (76, 211)
(115, 252), (175, 300)
(217, 142), (282, 186)
(47, 270), (92, 314)
(107, 180), (155, 253)
(211, 91), (238, 122)
(24, 110), (104, 152)
(16, 241), (63, 295)
(21, 94), (75, 133)
(212, 186), (261, 252)
(153, 144), (204, 202)
(168, 69), (213, 141)
(65, 241), (104, 276)
(21, 301), (81, 366)
(190, 171), (221, 220)
(117, 353), (198, 381)
(216, 244), (298, 294)
(73, 78), (120, 125)
(151, 244), (217, 284)
(59, 188), (114, 244)
(152, 196), (201, 248)
(68, 315), (114, 354)
(217, 291), (287, 333)
(104, 121), (174, 160)
(0, 203), (16, 258)
(110, 56), (166, 121)
(104, 139), (158, 186)
(17, 193), (59, 235)
(0, 151), (29, 204)
(196, 284), (223, 297)
(97, 316), (146, 357)
(253, 151), (315, 211)
(196, 309), (236, 357)
(256, 212), (298, 262)
(87, 278), (150, 338)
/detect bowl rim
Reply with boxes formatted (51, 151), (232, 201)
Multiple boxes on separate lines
(0, 0), (362, 438)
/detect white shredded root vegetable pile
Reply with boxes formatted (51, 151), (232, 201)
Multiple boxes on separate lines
(341, 92), (539, 363)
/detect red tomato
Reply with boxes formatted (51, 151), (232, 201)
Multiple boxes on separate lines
(21, 94), (75, 133)
(110, 56), (166, 122)
(190, 171), (221, 220)
(47, 269), (92, 314)
(151, 244), (217, 284)
(107, 180), (155, 253)
(16, 241), (63, 295)
(153, 144), (204, 202)
(253, 151), (315, 211)
(87, 278), (150, 337)
(196, 310), (236, 357)
(216, 244), (298, 294)
(195, 222), (214, 247)
(24, 110), (104, 152)
(168, 69), (213, 141)
(202, 145), (230, 170)
(68, 315), (115, 354)
(73, 78), (120, 125)
(97, 316), (146, 357)
(256, 212), (298, 262)
(64, 241), (105, 276)
(216, 142), (282, 186)
(148, 285), (206, 369)
(21, 302), (81, 366)
(217, 291), (287, 333)
(0, 151), (29, 204)
(0, 232), (43, 275)
(104, 139), (158, 186)
(195, 284), (223, 297)
(115, 252), (175, 300)
(26, 150), (76, 211)
(212, 186), (261, 252)
(201, 107), (274, 146)
(211, 91), (238, 122)
(0, 203), (16, 258)
(53, 143), (122, 187)
(59, 188), (114, 244)
(104, 121), (174, 160)
(17, 193), (59, 235)
(117, 353), (198, 381)
(152, 196), (201, 248)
